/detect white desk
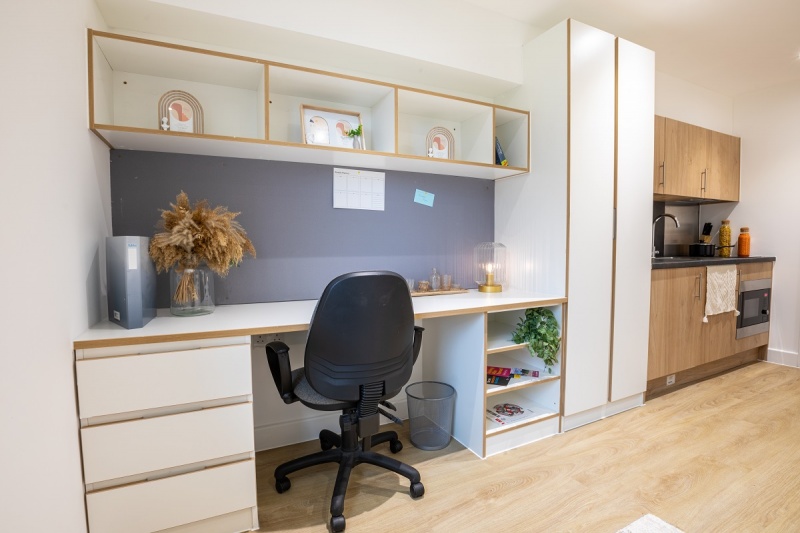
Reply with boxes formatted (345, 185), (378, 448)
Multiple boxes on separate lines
(73, 290), (565, 533)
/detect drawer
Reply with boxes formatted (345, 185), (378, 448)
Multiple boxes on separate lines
(77, 344), (251, 419)
(86, 460), (256, 533)
(81, 403), (254, 484)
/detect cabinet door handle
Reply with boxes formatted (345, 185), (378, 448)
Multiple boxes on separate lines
(659, 162), (665, 190)
(695, 274), (702, 299)
(701, 168), (707, 194)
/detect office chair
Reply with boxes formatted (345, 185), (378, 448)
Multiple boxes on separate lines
(266, 271), (425, 532)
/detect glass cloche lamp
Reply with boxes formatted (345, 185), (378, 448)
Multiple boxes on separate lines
(474, 242), (506, 293)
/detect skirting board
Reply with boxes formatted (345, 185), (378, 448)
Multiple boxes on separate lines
(766, 347), (799, 368)
(561, 393), (644, 432)
(254, 398), (409, 452)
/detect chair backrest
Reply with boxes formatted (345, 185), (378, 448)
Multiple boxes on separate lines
(304, 271), (415, 402)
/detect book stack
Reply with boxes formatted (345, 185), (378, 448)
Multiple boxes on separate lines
(486, 365), (539, 386)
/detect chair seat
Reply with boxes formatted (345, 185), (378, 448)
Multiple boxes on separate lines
(292, 368), (354, 411)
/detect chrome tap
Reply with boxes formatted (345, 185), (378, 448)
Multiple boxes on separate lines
(652, 214), (680, 259)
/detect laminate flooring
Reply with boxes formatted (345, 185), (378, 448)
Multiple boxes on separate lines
(255, 361), (800, 532)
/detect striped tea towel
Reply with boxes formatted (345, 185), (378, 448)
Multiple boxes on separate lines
(704, 264), (740, 322)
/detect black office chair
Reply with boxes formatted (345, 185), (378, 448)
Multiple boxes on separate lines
(266, 271), (425, 532)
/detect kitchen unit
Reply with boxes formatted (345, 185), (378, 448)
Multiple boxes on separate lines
(653, 116), (741, 202)
(647, 257), (774, 398)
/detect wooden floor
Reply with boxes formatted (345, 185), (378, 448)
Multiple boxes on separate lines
(255, 362), (800, 532)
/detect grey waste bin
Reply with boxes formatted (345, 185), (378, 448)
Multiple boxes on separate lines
(405, 381), (456, 451)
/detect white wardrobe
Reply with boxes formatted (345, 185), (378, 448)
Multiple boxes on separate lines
(496, 19), (654, 429)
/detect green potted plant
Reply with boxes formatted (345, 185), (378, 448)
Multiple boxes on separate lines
(511, 308), (561, 373)
(346, 124), (364, 149)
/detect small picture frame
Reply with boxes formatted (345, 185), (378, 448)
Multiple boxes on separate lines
(300, 105), (365, 150)
(158, 90), (204, 134)
(426, 127), (454, 159)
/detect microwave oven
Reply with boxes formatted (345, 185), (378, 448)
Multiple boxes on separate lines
(736, 278), (771, 339)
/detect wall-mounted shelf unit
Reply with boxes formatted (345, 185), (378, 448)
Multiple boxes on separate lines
(88, 30), (529, 180)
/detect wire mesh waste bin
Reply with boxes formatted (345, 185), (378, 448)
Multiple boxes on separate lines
(405, 381), (455, 451)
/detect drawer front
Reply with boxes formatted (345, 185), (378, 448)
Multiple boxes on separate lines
(77, 344), (251, 419)
(86, 460), (256, 533)
(81, 403), (254, 484)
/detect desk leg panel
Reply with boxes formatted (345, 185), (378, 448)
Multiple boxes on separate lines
(421, 313), (486, 457)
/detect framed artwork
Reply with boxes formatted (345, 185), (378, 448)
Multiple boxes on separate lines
(300, 105), (365, 149)
(426, 127), (454, 159)
(158, 90), (204, 134)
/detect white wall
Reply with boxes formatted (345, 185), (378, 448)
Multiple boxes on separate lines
(136, 0), (531, 88)
(0, 2), (110, 531)
(731, 80), (800, 365)
(655, 71), (734, 133)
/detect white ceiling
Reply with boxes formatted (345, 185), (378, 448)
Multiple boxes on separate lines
(463, 0), (800, 97)
(94, 0), (800, 98)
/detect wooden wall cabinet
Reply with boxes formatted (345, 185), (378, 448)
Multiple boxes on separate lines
(648, 262), (772, 385)
(653, 116), (740, 202)
(88, 30), (529, 180)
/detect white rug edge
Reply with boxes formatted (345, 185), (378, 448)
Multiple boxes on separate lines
(616, 513), (685, 533)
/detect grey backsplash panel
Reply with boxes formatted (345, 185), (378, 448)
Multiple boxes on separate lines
(110, 150), (494, 306)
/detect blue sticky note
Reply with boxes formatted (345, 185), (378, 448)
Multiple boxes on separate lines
(414, 189), (434, 207)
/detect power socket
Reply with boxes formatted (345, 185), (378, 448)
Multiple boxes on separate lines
(251, 334), (281, 347)
(666, 374), (676, 386)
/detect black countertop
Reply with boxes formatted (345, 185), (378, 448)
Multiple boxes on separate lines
(652, 256), (776, 269)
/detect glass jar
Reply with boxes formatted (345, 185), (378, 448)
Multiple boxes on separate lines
(737, 227), (750, 257)
(170, 265), (215, 316)
(718, 219), (731, 257)
(430, 268), (441, 291)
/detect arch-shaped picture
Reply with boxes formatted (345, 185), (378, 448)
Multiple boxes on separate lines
(426, 127), (454, 159)
(158, 90), (204, 134)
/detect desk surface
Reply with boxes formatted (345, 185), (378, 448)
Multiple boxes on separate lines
(74, 290), (566, 349)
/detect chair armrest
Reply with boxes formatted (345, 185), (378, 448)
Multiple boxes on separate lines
(412, 326), (424, 364)
(265, 341), (297, 404)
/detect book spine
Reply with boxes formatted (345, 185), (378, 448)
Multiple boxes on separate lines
(495, 136), (507, 165)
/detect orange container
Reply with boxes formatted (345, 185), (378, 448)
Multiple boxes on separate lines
(737, 227), (750, 257)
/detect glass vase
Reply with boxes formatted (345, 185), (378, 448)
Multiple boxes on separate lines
(170, 266), (215, 316)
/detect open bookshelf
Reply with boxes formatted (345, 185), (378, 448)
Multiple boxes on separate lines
(88, 30), (529, 180)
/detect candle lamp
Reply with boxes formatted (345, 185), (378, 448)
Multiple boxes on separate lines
(474, 242), (506, 293)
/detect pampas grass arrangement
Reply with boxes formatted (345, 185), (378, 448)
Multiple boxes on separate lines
(149, 191), (256, 304)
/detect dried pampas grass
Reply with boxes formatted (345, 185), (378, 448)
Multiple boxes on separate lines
(149, 191), (256, 303)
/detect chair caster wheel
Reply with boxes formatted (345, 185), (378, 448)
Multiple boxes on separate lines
(320, 438), (335, 451)
(330, 514), (346, 532)
(389, 439), (403, 453)
(409, 481), (425, 498)
(275, 477), (291, 494)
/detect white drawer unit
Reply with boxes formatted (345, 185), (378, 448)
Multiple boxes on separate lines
(85, 460), (257, 533)
(76, 343), (252, 419)
(75, 338), (258, 533)
(81, 403), (255, 484)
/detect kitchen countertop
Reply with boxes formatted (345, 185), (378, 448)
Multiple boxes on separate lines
(652, 256), (776, 269)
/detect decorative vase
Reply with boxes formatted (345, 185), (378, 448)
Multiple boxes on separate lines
(170, 266), (215, 316)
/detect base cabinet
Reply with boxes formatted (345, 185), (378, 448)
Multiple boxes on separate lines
(648, 262), (772, 390)
(75, 337), (258, 533)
